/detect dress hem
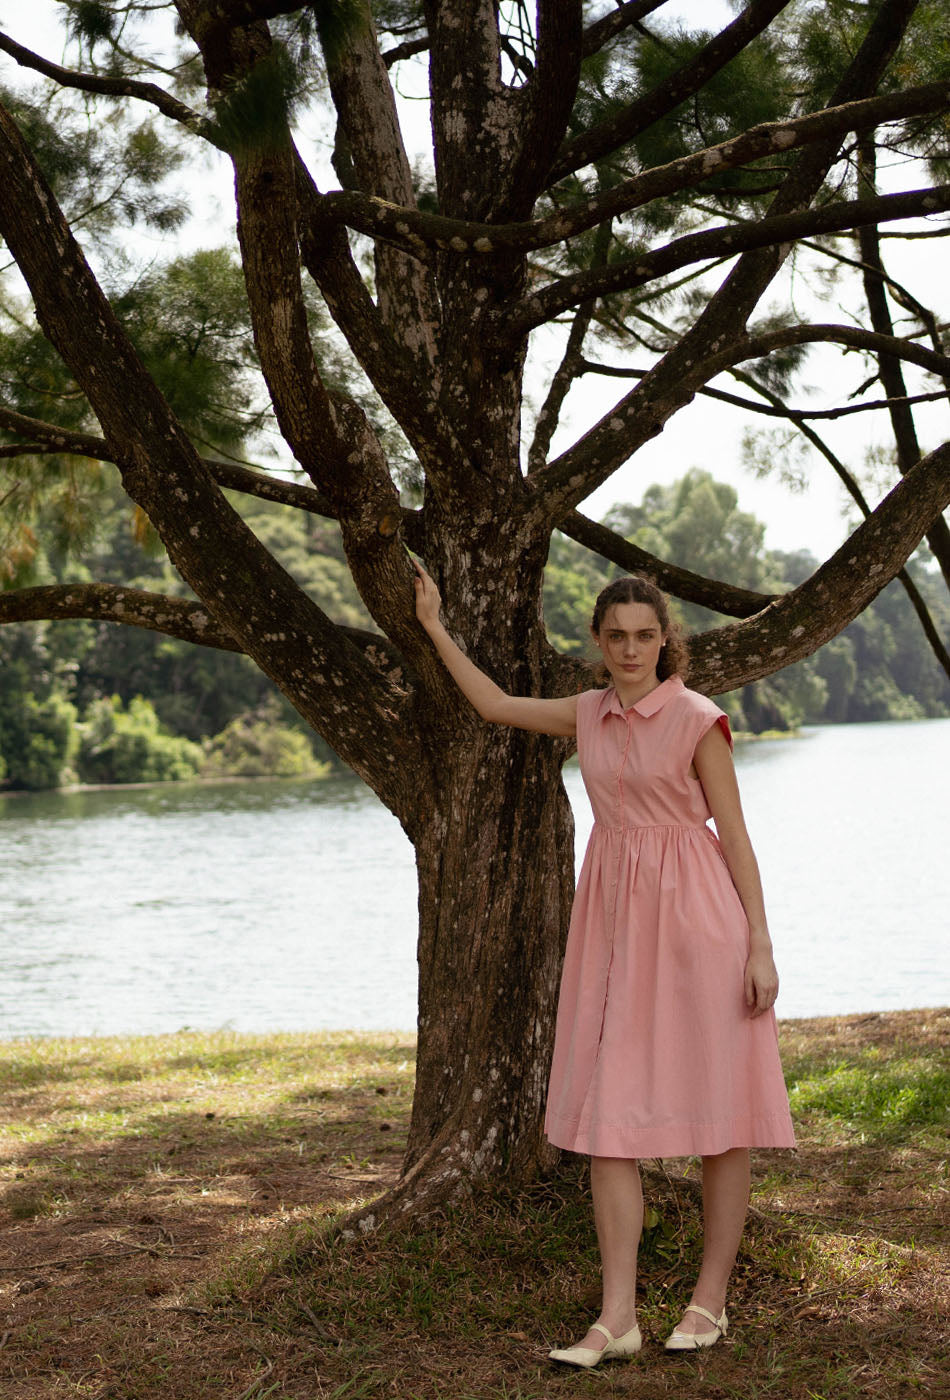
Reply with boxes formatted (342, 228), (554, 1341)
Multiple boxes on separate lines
(545, 1112), (796, 1158)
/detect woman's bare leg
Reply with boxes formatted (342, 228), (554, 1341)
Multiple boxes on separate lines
(573, 1155), (643, 1351)
(674, 1146), (750, 1335)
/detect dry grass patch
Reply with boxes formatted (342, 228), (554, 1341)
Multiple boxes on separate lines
(1, 1011), (947, 1399)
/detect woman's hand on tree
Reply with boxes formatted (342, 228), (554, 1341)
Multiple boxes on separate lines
(413, 559), (442, 630)
(744, 945), (779, 1017)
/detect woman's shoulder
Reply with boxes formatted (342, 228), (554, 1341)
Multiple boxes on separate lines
(668, 680), (733, 749)
(673, 681), (724, 716)
(576, 684), (611, 717)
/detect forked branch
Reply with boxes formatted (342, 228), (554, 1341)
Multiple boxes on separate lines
(0, 90), (425, 806)
(528, 3), (927, 521)
(0, 405), (339, 518)
(581, 1), (670, 59)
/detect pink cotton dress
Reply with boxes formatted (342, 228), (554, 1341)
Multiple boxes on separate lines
(544, 676), (796, 1159)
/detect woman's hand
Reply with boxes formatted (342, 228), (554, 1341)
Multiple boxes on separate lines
(412, 558), (442, 631)
(409, 557), (577, 736)
(744, 944), (779, 1017)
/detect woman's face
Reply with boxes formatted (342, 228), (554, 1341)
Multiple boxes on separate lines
(592, 602), (666, 688)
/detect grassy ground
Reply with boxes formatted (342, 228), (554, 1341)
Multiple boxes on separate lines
(1, 1009), (947, 1399)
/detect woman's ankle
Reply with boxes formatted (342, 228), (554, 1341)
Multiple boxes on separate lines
(689, 1291), (726, 1314)
(598, 1302), (639, 1335)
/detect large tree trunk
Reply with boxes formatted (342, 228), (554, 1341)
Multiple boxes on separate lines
(407, 727), (575, 1183)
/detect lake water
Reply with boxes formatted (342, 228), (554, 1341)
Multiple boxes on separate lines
(0, 719), (948, 1039)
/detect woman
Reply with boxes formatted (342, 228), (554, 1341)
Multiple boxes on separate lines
(413, 563), (795, 1365)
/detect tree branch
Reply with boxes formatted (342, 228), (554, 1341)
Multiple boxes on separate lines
(506, 183), (950, 340)
(426, 0), (509, 220)
(0, 405), (339, 518)
(181, 0), (316, 37)
(558, 512), (776, 617)
(857, 138), (950, 593)
(551, 0), (795, 183)
(182, 18), (448, 681)
(317, 0), (439, 374)
(381, 36), (429, 68)
(0, 582), (414, 680)
(526, 308), (593, 476)
(581, 1), (671, 59)
(687, 439), (950, 692)
(228, 151), (359, 510)
(0, 402), (430, 555)
(574, 359), (947, 420)
(879, 225), (950, 239)
(504, 1), (582, 218)
(293, 159), (464, 492)
(0, 31), (215, 142)
(703, 323), (950, 382)
(309, 84), (950, 260)
(527, 221), (611, 473)
(528, 309), (950, 529)
(0, 583), (244, 649)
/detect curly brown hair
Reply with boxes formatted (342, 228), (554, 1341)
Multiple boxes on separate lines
(590, 576), (689, 682)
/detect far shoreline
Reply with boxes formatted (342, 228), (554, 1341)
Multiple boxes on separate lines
(2, 1006), (946, 1048)
(0, 770), (338, 799)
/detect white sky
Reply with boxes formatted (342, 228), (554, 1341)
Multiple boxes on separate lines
(2, 0), (947, 565)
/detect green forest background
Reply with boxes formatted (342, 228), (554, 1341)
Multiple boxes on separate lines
(2, 464), (948, 791)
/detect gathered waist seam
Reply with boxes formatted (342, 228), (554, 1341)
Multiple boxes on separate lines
(593, 822), (709, 832)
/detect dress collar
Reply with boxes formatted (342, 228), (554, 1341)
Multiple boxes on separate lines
(602, 674), (684, 718)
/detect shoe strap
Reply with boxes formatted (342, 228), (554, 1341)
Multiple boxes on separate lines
(589, 1322), (614, 1343)
(683, 1304), (722, 1328)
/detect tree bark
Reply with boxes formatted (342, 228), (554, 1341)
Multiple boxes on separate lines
(405, 727), (575, 1184)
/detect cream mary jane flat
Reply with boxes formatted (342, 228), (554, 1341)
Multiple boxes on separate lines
(549, 1320), (642, 1368)
(664, 1303), (728, 1350)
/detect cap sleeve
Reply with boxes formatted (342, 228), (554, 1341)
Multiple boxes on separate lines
(686, 691), (733, 755)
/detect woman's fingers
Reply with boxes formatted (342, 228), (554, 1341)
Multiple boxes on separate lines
(745, 956), (778, 1017)
(754, 978), (778, 1016)
(412, 558), (442, 623)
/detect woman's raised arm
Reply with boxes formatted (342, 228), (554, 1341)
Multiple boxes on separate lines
(413, 560), (578, 738)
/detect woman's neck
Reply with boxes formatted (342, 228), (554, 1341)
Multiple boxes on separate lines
(612, 672), (663, 709)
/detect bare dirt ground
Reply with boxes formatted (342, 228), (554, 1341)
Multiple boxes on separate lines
(1, 1012), (947, 1399)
